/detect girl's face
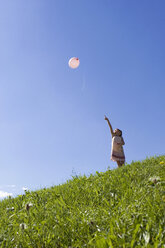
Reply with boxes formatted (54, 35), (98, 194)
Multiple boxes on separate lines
(114, 129), (122, 136)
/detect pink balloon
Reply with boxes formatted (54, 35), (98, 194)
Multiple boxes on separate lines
(68, 57), (80, 69)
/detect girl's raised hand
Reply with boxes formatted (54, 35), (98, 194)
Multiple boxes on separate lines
(104, 115), (109, 121)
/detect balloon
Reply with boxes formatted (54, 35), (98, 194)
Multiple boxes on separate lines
(68, 57), (80, 69)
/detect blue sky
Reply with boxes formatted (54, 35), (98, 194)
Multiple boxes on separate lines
(0, 0), (164, 198)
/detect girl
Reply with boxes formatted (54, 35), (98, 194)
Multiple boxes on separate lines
(104, 115), (125, 167)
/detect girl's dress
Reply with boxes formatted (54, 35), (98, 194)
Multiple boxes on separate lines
(111, 136), (125, 163)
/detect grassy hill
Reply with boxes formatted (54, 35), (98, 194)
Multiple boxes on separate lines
(0, 156), (165, 247)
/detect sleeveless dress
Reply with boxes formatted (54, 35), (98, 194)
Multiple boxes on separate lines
(111, 136), (125, 163)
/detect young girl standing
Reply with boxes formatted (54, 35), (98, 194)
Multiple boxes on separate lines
(104, 115), (125, 167)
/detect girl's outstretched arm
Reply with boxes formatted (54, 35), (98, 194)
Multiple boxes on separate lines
(104, 115), (114, 136)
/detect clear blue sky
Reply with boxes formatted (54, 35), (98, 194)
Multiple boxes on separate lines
(0, 0), (164, 198)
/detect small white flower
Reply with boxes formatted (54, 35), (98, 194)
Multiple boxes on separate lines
(149, 177), (160, 184)
(22, 187), (28, 191)
(6, 207), (14, 211)
(25, 203), (33, 211)
(19, 223), (27, 230)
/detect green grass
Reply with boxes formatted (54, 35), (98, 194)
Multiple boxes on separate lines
(0, 156), (165, 247)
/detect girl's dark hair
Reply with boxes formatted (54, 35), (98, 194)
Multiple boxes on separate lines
(117, 129), (122, 136)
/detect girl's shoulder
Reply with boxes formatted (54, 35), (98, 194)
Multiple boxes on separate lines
(112, 135), (122, 142)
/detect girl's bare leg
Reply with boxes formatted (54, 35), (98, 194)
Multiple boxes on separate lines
(117, 161), (124, 167)
(117, 161), (122, 167)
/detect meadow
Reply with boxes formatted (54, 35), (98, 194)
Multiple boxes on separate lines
(0, 156), (164, 247)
